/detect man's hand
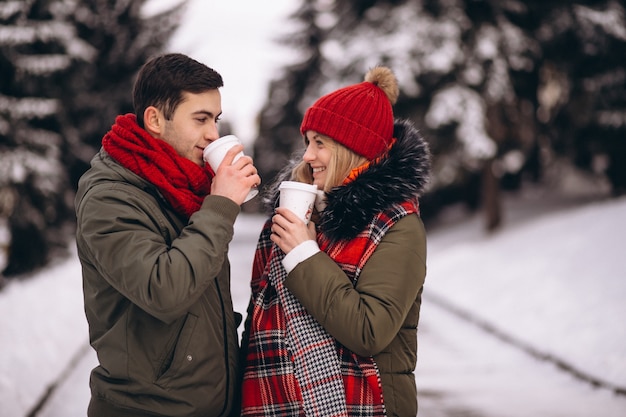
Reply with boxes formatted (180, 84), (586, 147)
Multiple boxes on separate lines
(210, 144), (261, 205)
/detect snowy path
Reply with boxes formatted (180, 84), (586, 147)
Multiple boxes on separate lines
(33, 294), (626, 417)
(416, 296), (626, 417)
(2, 193), (625, 416)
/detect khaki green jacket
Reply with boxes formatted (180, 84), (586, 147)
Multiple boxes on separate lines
(75, 150), (240, 417)
(286, 214), (427, 417)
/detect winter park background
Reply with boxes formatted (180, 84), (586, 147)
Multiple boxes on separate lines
(1, 0), (626, 416)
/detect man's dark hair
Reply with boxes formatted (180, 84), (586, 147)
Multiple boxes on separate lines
(132, 53), (224, 128)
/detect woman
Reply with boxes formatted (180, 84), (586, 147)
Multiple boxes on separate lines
(241, 66), (431, 416)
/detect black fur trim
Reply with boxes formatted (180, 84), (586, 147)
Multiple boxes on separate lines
(320, 119), (430, 240)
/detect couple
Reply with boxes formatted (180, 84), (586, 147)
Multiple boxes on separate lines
(75, 53), (430, 417)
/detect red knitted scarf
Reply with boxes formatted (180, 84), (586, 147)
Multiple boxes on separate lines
(242, 200), (419, 416)
(102, 114), (213, 219)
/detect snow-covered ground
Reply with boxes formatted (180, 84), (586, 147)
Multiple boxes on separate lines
(426, 193), (626, 392)
(1, 190), (625, 416)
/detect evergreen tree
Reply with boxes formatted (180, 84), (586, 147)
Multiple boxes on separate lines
(252, 0), (325, 210)
(532, 0), (626, 195)
(62, 0), (185, 187)
(0, 0), (184, 279)
(252, 0), (626, 227)
(0, 0), (94, 276)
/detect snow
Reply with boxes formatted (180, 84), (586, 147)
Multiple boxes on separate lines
(425, 85), (497, 160)
(426, 196), (626, 390)
(0, 249), (87, 417)
(1, 192), (625, 416)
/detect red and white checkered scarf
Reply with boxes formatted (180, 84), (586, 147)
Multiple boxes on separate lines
(241, 200), (418, 416)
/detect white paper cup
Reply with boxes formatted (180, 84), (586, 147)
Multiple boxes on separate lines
(203, 135), (243, 168)
(203, 135), (258, 203)
(279, 181), (318, 224)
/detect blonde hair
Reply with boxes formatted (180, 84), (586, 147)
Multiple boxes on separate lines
(291, 134), (368, 192)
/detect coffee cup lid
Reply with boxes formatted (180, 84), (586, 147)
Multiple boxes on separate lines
(205, 135), (240, 153)
(279, 181), (318, 193)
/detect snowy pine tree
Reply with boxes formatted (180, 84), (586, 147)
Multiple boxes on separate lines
(0, 0), (184, 279)
(0, 0), (95, 276)
(62, 0), (185, 187)
(252, 0), (325, 202)
(252, 0), (626, 226)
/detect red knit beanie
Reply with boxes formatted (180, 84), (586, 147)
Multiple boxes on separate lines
(300, 66), (399, 160)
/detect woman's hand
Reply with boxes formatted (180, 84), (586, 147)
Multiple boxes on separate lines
(270, 207), (316, 253)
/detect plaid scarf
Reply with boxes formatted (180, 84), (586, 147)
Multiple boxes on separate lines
(102, 113), (213, 219)
(242, 200), (419, 416)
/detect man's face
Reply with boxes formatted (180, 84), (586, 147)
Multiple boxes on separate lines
(159, 90), (222, 166)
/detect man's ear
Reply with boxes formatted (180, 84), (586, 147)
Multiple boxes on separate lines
(143, 106), (164, 137)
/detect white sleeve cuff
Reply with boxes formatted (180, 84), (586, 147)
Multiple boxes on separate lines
(282, 240), (320, 274)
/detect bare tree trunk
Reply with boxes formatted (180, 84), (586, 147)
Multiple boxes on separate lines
(483, 159), (501, 232)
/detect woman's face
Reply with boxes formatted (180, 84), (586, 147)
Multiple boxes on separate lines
(302, 131), (333, 189)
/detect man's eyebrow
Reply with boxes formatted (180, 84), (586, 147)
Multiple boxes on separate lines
(192, 110), (222, 119)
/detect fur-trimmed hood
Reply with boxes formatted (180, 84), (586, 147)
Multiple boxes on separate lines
(264, 119), (431, 241)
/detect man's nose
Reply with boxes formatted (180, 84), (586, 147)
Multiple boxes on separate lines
(205, 123), (219, 141)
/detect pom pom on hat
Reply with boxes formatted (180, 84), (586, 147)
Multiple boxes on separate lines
(300, 66), (399, 160)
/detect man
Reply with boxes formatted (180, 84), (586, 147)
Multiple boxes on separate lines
(75, 53), (260, 417)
